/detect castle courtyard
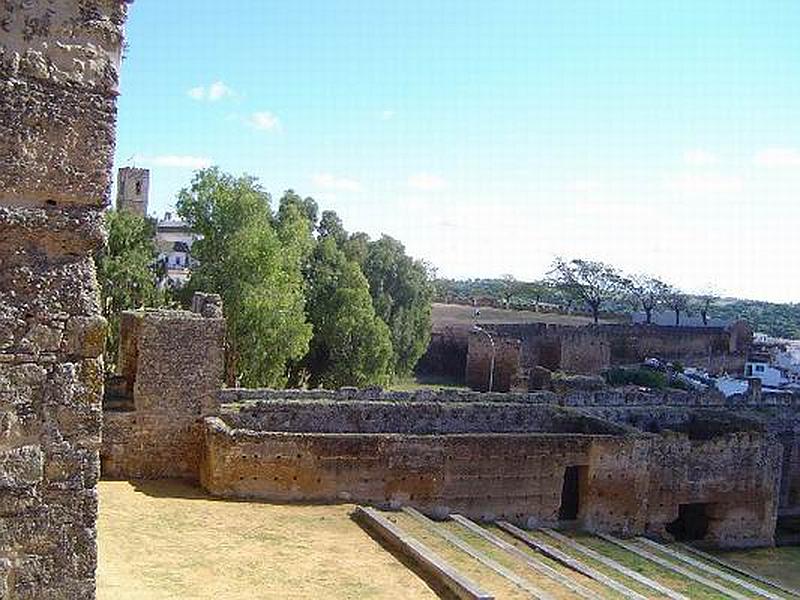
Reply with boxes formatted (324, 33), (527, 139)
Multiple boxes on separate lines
(97, 480), (436, 600)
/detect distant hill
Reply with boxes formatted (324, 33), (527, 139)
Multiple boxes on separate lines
(711, 298), (800, 339)
(435, 278), (800, 339)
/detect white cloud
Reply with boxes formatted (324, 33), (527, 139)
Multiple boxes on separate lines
(408, 173), (448, 191)
(667, 173), (742, 194)
(247, 111), (281, 131)
(379, 109), (395, 120)
(754, 147), (800, 168)
(312, 173), (362, 192)
(565, 180), (602, 193)
(187, 80), (234, 102)
(683, 149), (719, 166)
(135, 154), (213, 169)
(187, 86), (205, 100)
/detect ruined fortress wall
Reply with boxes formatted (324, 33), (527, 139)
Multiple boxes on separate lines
(415, 327), (468, 380)
(202, 416), (645, 526)
(221, 400), (628, 435)
(464, 332), (521, 392)
(202, 405), (779, 546)
(644, 432), (781, 548)
(466, 323), (744, 383)
(217, 384), (727, 408)
(603, 324), (740, 372)
(101, 308), (225, 480)
(467, 323), (612, 382)
(0, 2), (128, 598)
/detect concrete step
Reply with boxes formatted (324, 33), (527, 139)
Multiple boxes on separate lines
(353, 506), (493, 600)
(635, 537), (786, 600)
(596, 533), (753, 600)
(539, 528), (687, 600)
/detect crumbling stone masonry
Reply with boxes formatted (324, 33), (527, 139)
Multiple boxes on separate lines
(465, 321), (752, 389)
(203, 393), (780, 548)
(101, 306), (787, 550)
(102, 299), (225, 479)
(464, 332), (521, 392)
(0, 2), (128, 597)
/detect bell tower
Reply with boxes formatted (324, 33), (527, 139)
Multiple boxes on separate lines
(116, 166), (150, 216)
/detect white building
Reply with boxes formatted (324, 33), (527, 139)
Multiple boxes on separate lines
(743, 360), (785, 388)
(156, 212), (195, 288)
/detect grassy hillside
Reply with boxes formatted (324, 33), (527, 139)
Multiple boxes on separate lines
(431, 302), (613, 331)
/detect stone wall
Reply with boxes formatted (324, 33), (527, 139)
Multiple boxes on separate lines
(0, 2), (128, 598)
(463, 322), (749, 387)
(220, 400), (628, 435)
(603, 323), (745, 373)
(464, 332), (521, 392)
(415, 327), (468, 380)
(202, 399), (780, 547)
(101, 302), (225, 480)
(201, 416), (647, 527)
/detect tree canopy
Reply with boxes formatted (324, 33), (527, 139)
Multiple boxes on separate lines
(170, 168), (433, 388)
(96, 209), (164, 371)
(355, 235), (434, 376)
(303, 237), (393, 387)
(177, 168), (312, 387)
(549, 258), (624, 323)
(623, 275), (670, 324)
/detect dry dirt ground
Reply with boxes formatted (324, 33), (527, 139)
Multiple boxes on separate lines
(97, 480), (437, 600)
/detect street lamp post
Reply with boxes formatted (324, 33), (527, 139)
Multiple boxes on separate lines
(473, 325), (496, 392)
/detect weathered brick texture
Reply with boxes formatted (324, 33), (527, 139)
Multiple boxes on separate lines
(0, 2), (128, 597)
(101, 305), (226, 480)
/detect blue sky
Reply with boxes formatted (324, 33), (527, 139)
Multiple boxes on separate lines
(115, 1), (800, 302)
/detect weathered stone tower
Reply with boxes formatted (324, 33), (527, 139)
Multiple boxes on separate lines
(0, 1), (129, 598)
(116, 166), (150, 216)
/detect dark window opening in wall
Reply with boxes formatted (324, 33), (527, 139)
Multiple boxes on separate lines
(135, 180), (142, 195)
(558, 465), (586, 521)
(666, 503), (710, 541)
(540, 340), (561, 371)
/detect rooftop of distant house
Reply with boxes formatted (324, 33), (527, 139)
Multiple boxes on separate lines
(157, 212), (190, 231)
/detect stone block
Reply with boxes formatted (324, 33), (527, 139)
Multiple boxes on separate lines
(62, 316), (107, 358)
(0, 444), (43, 488)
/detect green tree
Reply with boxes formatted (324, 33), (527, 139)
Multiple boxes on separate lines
(343, 231), (370, 265)
(317, 209), (348, 246)
(360, 235), (434, 375)
(276, 190), (317, 267)
(499, 274), (521, 308)
(96, 209), (163, 371)
(623, 274), (669, 324)
(549, 258), (623, 323)
(695, 288), (718, 326)
(177, 168), (312, 387)
(305, 237), (392, 387)
(664, 286), (689, 326)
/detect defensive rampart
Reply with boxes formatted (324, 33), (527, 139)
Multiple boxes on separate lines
(100, 305), (789, 549)
(465, 321), (752, 389)
(202, 394), (780, 547)
(1, 2), (128, 598)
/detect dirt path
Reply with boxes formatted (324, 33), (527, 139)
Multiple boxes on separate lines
(97, 480), (437, 599)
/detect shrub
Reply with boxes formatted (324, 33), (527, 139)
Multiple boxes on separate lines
(604, 367), (668, 389)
